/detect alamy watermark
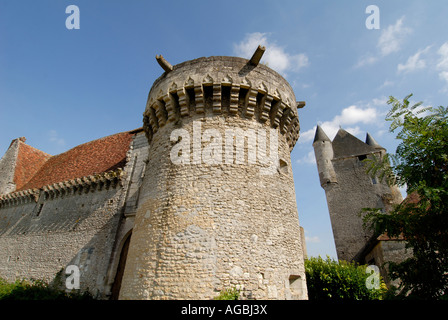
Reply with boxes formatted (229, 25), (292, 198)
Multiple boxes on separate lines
(365, 5), (380, 30)
(65, 5), (80, 30)
(65, 265), (80, 290)
(169, 121), (279, 175)
(365, 264), (381, 290)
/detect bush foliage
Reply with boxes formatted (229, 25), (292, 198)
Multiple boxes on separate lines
(305, 256), (387, 300)
(0, 277), (93, 300)
(362, 94), (448, 299)
(214, 287), (240, 300)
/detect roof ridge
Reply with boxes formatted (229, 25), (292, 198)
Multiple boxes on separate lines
(50, 130), (135, 157)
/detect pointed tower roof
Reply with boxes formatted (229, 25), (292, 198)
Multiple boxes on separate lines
(332, 128), (378, 159)
(365, 133), (384, 149)
(313, 125), (331, 144)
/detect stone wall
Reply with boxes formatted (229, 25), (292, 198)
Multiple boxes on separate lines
(104, 130), (150, 297)
(325, 154), (393, 261)
(0, 176), (125, 298)
(0, 139), (19, 195)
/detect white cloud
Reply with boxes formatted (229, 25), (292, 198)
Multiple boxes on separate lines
(355, 17), (411, 68)
(355, 55), (378, 68)
(334, 105), (378, 126)
(397, 46), (431, 73)
(48, 130), (66, 146)
(437, 42), (448, 69)
(299, 104), (380, 144)
(437, 42), (448, 88)
(305, 235), (320, 244)
(233, 32), (309, 74)
(300, 128), (317, 143)
(377, 17), (412, 56)
(379, 80), (394, 88)
(439, 71), (448, 83)
(296, 150), (316, 165)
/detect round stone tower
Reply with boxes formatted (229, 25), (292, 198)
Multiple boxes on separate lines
(119, 51), (307, 300)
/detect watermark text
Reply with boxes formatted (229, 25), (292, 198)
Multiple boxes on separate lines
(170, 121), (279, 175)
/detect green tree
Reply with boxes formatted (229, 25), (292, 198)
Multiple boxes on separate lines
(363, 94), (448, 299)
(305, 256), (387, 300)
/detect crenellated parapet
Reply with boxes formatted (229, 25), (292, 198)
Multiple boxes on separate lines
(143, 56), (303, 151)
(0, 189), (40, 207)
(0, 169), (124, 208)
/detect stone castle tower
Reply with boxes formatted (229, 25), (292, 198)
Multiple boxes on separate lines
(118, 51), (308, 299)
(312, 126), (403, 263)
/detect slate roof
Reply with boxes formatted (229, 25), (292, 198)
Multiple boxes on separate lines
(313, 125), (331, 143)
(332, 128), (379, 159)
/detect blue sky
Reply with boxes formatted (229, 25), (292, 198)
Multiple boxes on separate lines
(1, 1), (448, 259)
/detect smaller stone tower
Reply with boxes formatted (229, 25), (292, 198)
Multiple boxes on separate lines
(313, 127), (403, 262)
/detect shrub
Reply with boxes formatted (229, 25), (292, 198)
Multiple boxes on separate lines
(305, 256), (387, 300)
(214, 287), (240, 300)
(0, 277), (93, 300)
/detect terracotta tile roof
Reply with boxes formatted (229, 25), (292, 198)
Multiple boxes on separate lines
(14, 141), (52, 191)
(16, 131), (136, 192)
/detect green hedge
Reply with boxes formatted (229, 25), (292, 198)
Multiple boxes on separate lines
(305, 256), (387, 300)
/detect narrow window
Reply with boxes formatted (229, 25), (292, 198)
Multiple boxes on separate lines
(358, 154), (367, 161)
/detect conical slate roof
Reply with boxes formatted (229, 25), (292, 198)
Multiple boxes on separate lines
(332, 128), (378, 159)
(365, 133), (383, 149)
(313, 125), (331, 143)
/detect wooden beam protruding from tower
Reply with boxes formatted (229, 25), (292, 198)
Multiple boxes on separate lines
(156, 55), (173, 72)
(249, 45), (266, 66)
